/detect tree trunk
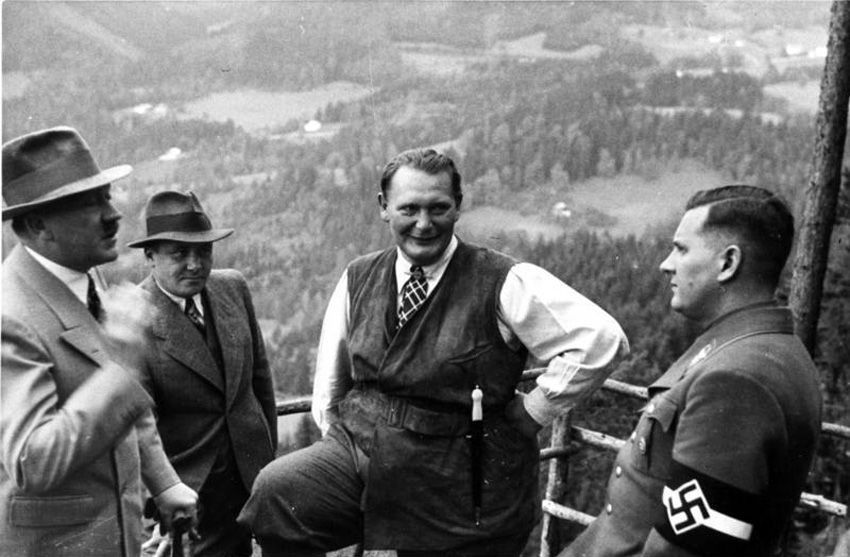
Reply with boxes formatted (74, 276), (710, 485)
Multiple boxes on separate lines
(789, 0), (850, 353)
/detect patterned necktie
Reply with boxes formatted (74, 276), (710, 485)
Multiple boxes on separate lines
(184, 297), (205, 335)
(397, 265), (428, 328)
(86, 273), (103, 321)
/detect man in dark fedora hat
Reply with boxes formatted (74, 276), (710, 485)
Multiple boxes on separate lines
(128, 190), (277, 557)
(1, 126), (198, 557)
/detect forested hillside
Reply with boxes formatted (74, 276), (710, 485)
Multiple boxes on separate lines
(3, 2), (846, 554)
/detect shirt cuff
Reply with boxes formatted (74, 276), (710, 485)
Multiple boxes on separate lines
(523, 386), (562, 426)
(524, 356), (617, 426)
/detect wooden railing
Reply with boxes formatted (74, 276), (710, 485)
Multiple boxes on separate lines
(274, 372), (849, 556)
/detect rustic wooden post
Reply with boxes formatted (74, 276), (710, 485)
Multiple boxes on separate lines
(789, 0), (850, 352)
(539, 414), (572, 557)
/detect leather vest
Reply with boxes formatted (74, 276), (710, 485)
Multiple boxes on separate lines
(340, 241), (539, 549)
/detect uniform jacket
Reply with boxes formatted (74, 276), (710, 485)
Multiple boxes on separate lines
(340, 242), (538, 549)
(138, 270), (277, 495)
(562, 303), (821, 557)
(0, 245), (179, 557)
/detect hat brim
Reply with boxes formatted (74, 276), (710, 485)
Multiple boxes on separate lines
(2, 164), (133, 221)
(126, 228), (234, 248)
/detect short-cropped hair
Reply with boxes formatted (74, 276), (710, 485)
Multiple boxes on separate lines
(686, 185), (794, 287)
(380, 148), (463, 205)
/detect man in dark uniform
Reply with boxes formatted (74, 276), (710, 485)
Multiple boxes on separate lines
(561, 185), (822, 557)
(239, 148), (629, 556)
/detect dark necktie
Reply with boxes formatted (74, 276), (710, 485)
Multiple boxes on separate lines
(397, 265), (428, 328)
(86, 273), (103, 321)
(184, 297), (206, 336)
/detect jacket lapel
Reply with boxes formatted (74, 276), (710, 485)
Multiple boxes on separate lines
(141, 276), (225, 393)
(11, 246), (107, 367)
(205, 276), (243, 409)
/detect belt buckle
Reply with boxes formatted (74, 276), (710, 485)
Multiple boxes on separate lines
(386, 397), (407, 427)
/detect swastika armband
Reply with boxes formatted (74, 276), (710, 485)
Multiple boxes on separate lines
(663, 480), (752, 539)
(656, 461), (763, 556)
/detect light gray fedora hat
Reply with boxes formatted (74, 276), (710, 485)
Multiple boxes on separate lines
(2, 126), (132, 221)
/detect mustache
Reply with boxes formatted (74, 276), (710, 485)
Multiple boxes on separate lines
(102, 222), (120, 237)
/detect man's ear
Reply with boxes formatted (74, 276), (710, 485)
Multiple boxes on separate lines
(718, 244), (742, 283)
(26, 213), (52, 241)
(377, 192), (389, 222)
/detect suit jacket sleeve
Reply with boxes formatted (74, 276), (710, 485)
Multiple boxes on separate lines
(239, 274), (278, 447)
(136, 409), (181, 496)
(1, 315), (153, 493)
(130, 319), (182, 495)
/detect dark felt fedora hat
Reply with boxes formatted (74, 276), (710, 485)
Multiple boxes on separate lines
(127, 190), (233, 248)
(2, 126), (132, 221)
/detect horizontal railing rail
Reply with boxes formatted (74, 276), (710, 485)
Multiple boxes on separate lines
(277, 368), (850, 536)
(519, 369), (850, 441)
(275, 375), (850, 442)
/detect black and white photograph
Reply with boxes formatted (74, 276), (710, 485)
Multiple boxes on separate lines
(2, 1), (848, 556)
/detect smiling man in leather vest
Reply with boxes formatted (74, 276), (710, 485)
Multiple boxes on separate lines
(239, 148), (629, 556)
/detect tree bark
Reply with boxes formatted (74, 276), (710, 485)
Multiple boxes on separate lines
(789, 0), (850, 353)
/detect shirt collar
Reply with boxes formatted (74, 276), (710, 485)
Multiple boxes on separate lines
(394, 235), (458, 293)
(153, 277), (204, 316)
(25, 246), (90, 304)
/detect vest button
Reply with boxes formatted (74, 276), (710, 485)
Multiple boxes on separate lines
(606, 503), (613, 514)
(615, 466), (622, 477)
(647, 402), (656, 413)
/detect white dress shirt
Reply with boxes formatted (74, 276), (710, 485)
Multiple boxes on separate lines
(25, 247), (95, 305)
(153, 279), (205, 319)
(312, 235), (629, 433)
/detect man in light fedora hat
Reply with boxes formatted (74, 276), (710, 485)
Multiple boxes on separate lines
(1, 126), (198, 557)
(128, 190), (277, 557)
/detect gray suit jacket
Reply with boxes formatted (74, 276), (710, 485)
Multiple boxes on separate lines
(139, 270), (277, 494)
(1, 245), (179, 557)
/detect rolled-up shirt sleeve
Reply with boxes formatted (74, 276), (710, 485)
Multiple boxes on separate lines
(499, 262), (629, 426)
(311, 270), (353, 434)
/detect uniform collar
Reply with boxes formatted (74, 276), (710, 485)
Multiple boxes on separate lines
(649, 302), (793, 395)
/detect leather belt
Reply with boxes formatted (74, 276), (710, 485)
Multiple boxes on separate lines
(342, 386), (474, 437)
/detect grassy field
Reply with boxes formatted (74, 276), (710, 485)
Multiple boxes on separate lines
(179, 81), (373, 133)
(458, 159), (726, 243)
(399, 31), (604, 77)
(764, 80), (820, 114)
(458, 206), (566, 244)
(565, 159), (726, 236)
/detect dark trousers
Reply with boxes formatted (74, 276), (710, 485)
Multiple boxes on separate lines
(237, 425), (530, 557)
(195, 451), (253, 557)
